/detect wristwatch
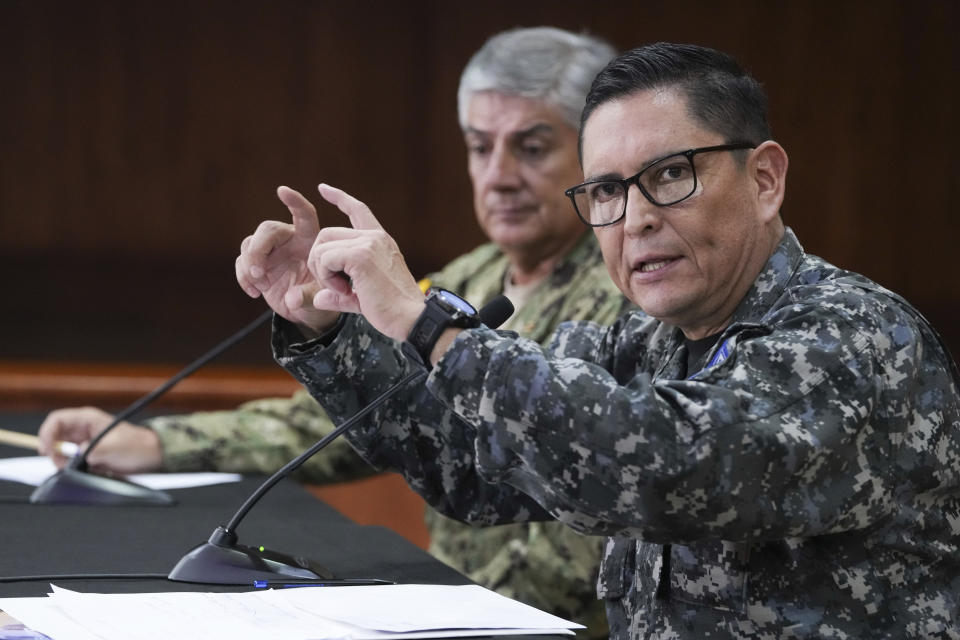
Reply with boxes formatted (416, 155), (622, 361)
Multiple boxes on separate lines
(403, 288), (481, 368)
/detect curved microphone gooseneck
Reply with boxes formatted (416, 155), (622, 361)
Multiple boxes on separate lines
(167, 295), (515, 585)
(30, 310), (274, 506)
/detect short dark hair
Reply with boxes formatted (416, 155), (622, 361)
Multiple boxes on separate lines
(579, 43), (771, 158)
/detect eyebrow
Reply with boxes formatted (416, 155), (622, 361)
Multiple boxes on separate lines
(583, 148), (686, 183)
(464, 123), (557, 139)
(582, 171), (624, 183)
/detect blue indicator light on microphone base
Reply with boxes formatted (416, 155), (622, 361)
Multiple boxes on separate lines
(252, 578), (394, 588)
(253, 580), (326, 589)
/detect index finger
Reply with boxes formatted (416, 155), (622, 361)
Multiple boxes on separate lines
(277, 185), (321, 237)
(316, 183), (383, 231)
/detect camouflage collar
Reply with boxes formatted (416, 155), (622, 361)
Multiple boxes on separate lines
(544, 231), (599, 287)
(726, 226), (804, 328)
(480, 230), (597, 294)
(663, 228), (804, 379)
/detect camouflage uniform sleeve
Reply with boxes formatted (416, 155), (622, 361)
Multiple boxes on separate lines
(425, 293), (909, 542)
(144, 388), (376, 484)
(421, 235), (617, 638)
(274, 313), (553, 526)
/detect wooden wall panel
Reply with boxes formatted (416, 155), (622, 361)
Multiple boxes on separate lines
(0, 360), (300, 411)
(1, 0), (957, 368)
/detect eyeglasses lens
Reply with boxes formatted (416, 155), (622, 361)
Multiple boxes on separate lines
(572, 153), (697, 225)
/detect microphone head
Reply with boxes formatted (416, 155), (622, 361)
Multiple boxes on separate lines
(478, 295), (514, 329)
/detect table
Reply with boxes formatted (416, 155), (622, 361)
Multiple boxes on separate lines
(0, 413), (568, 638)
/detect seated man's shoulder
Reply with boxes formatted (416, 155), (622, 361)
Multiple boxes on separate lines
(430, 243), (504, 288)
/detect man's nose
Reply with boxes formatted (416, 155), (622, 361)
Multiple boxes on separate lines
(622, 184), (663, 236)
(482, 146), (523, 189)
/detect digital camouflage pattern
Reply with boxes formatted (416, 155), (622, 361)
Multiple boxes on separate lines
(275, 228), (960, 638)
(147, 230), (631, 637)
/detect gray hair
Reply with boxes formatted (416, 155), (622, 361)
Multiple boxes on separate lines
(457, 27), (616, 132)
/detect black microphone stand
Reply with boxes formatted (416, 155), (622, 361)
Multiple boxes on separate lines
(167, 295), (515, 585)
(30, 310), (273, 506)
(168, 368), (425, 584)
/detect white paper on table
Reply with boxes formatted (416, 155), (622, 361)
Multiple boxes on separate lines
(0, 585), (578, 640)
(0, 596), (102, 640)
(261, 583), (583, 632)
(1, 588), (355, 640)
(0, 456), (241, 490)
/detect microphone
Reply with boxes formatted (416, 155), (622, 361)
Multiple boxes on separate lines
(167, 295), (514, 585)
(477, 293), (514, 328)
(30, 310), (274, 506)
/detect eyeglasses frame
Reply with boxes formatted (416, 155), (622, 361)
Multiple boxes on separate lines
(564, 142), (757, 227)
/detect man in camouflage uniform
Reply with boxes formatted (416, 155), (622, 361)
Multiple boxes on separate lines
(236, 43), (960, 636)
(38, 27), (627, 637)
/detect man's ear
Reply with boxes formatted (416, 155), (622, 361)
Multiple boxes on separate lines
(750, 141), (788, 221)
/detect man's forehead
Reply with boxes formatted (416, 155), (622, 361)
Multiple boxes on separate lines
(464, 91), (569, 137)
(581, 88), (705, 173)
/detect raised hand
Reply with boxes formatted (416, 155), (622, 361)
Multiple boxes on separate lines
(236, 186), (340, 335)
(307, 183), (426, 342)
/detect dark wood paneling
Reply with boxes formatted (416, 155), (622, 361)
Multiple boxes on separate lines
(1, 0), (957, 365)
(0, 360), (300, 411)
(308, 475), (431, 550)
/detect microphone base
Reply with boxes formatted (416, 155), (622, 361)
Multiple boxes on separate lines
(29, 467), (175, 506)
(167, 526), (334, 585)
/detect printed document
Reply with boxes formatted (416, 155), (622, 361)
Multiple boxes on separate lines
(0, 584), (582, 639)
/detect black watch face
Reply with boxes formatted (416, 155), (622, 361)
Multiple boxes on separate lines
(436, 289), (477, 316)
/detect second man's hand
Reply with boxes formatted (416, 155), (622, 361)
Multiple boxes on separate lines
(305, 183), (426, 343)
(36, 406), (163, 474)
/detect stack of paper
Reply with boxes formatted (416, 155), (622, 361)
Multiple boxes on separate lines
(0, 456), (241, 490)
(0, 584), (583, 639)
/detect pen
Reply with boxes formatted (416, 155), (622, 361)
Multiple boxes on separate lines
(253, 578), (394, 588)
(0, 428), (78, 457)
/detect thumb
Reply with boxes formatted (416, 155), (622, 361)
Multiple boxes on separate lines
(312, 288), (360, 315)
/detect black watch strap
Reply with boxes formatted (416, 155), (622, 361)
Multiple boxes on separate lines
(403, 288), (480, 368)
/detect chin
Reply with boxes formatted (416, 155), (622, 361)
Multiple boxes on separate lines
(487, 226), (538, 250)
(631, 294), (686, 323)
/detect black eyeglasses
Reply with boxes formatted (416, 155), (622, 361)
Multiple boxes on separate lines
(564, 143), (756, 227)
